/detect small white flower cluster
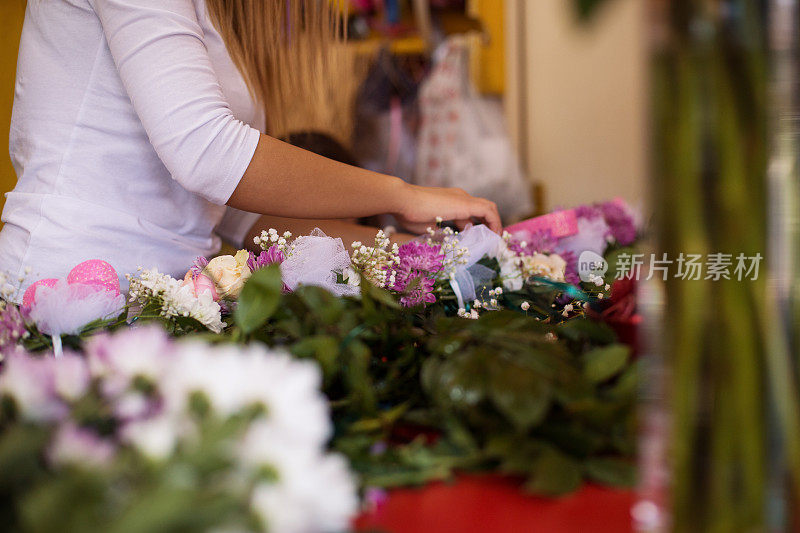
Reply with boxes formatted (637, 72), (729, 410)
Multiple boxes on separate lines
(255, 228), (293, 255)
(425, 226), (468, 280)
(457, 287), (508, 320)
(349, 229), (399, 288)
(0, 270), (24, 301)
(456, 308), (480, 319)
(587, 273), (605, 286)
(127, 268), (225, 333)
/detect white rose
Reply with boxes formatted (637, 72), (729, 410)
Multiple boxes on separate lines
(203, 250), (252, 299)
(521, 253), (566, 282)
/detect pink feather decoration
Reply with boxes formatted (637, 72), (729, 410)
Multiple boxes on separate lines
(67, 260), (120, 296)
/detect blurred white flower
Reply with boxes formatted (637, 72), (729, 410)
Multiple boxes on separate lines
(86, 326), (173, 397)
(120, 414), (178, 461)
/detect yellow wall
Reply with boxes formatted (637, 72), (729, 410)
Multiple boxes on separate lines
(469, 0), (505, 95)
(1, 1), (26, 226)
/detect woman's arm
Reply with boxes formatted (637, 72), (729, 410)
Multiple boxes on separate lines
(229, 135), (501, 233)
(241, 215), (414, 253)
(95, 0), (500, 233)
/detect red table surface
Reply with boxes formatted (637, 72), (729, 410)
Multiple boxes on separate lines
(354, 476), (635, 533)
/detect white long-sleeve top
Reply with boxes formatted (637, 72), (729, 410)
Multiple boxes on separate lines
(0, 0), (263, 295)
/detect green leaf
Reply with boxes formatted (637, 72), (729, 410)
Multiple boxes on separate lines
(556, 318), (616, 345)
(524, 448), (582, 496)
(488, 362), (552, 431)
(605, 359), (641, 400)
(583, 457), (636, 488)
(582, 345), (630, 384)
(295, 286), (346, 325)
(234, 266), (283, 334)
(345, 340), (376, 411)
(362, 281), (401, 309)
(291, 335), (340, 379)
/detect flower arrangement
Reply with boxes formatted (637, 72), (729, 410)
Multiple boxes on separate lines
(0, 326), (357, 533)
(0, 199), (641, 526)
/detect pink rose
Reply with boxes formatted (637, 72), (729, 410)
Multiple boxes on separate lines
(182, 272), (219, 301)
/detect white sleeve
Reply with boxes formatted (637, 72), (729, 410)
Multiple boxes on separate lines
(90, 0), (261, 205)
(216, 207), (261, 248)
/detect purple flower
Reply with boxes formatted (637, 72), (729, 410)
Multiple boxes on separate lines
(600, 201), (637, 246)
(247, 245), (285, 272)
(575, 204), (603, 220)
(559, 250), (581, 286)
(509, 229), (558, 255)
(189, 256), (209, 278)
(393, 271), (437, 307)
(396, 242), (444, 274)
(388, 242), (444, 307)
(364, 486), (389, 510)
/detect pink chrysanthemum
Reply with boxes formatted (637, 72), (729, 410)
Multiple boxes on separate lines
(247, 245), (285, 272)
(388, 242), (444, 307)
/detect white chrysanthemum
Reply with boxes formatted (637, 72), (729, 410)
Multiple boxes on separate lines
(244, 421), (358, 533)
(57, 326), (357, 531)
(163, 343), (331, 448)
(127, 268), (225, 333)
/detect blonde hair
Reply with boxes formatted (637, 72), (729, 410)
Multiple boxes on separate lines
(206, 0), (349, 138)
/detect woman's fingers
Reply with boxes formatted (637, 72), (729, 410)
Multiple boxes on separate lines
(397, 184), (502, 234)
(470, 199), (501, 233)
(454, 218), (472, 230)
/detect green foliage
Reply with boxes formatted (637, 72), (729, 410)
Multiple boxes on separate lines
(234, 265), (283, 334)
(230, 279), (638, 496)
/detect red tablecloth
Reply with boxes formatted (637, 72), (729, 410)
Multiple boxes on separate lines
(354, 476), (635, 533)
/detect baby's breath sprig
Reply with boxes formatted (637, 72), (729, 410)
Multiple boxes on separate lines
(424, 225), (468, 280)
(254, 228), (294, 256)
(349, 229), (399, 289)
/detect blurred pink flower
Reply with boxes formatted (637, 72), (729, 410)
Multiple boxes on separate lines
(48, 422), (116, 468)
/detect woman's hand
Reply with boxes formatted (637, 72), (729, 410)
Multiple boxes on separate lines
(393, 183), (502, 234)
